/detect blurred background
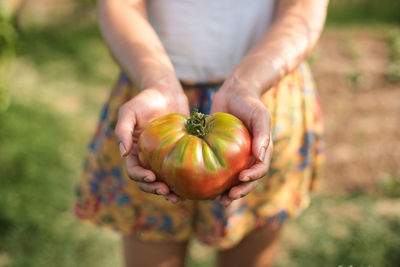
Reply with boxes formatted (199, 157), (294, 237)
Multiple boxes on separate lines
(0, 0), (399, 266)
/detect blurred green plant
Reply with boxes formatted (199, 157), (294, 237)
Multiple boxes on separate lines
(345, 71), (363, 86)
(387, 29), (400, 61)
(326, 0), (400, 26)
(342, 39), (361, 60)
(0, 76), (10, 112)
(378, 173), (400, 198)
(385, 29), (400, 83)
(0, 3), (18, 112)
(0, 4), (17, 58)
(80, 0), (97, 6)
(386, 63), (400, 82)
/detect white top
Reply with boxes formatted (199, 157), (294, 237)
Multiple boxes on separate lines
(147, 0), (276, 81)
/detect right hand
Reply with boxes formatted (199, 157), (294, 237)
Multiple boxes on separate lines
(115, 79), (190, 203)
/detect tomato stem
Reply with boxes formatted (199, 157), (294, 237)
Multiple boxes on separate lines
(186, 109), (208, 137)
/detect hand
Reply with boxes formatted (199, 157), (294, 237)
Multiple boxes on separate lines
(210, 78), (273, 207)
(115, 79), (190, 203)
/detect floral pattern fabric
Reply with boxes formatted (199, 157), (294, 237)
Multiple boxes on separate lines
(75, 63), (324, 249)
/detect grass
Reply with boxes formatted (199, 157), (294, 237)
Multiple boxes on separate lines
(378, 173), (400, 198)
(0, 101), (123, 267)
(18, 24), (115, 85)
(0, 3), (17, 112)
(1, 1), (400, 266)
(0, 17), (122, 267)
(277, 195), (400, 267)
(326, 0), (400, 26)
(385, 29), (400, 82)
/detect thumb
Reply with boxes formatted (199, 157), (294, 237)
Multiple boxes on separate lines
(115, 105), (136, 157)
(210, 92), (227, 115)
(250, 106), (271, 162)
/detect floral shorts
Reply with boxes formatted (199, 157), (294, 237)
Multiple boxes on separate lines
(75, 63), (324, 249)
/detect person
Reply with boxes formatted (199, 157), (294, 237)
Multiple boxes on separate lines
(75, 0), (328, 266)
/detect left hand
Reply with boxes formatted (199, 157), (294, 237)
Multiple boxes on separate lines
(210, 77), (273, 207)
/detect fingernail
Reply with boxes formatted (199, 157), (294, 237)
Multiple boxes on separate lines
(144, 176), (155, 182)
(240, 176), (250, 182)
(119, 142), (126, 158)
(156, 189), (165, 195)
(258, 146), (266, 162)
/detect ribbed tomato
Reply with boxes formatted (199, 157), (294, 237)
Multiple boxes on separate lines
(137, 110), (252, 200)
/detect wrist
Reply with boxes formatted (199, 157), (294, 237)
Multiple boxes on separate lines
(142, 73), (184, 96)
(220, 73), (263, 99)
(227, 45), (290, 97)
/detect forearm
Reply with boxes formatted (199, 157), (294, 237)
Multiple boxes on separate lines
(228, 0), (329, 96)
(98, 0), (180, 91)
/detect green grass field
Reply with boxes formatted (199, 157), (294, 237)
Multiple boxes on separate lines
(1, 1), (400, 266)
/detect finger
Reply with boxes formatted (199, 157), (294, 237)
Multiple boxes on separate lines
(239, 139), (273, 182)
(136, 181), (170, 195)
(228, 180), (259, 200)
(250, 105), (271, 162)
(219, 192), (232, 207)
(115, 104), (136, 157)
(238, 162), (269, 182)
(126, 149), (156, 182)
(176, 94), (191, 116)
(165, 192), (184, 204)
(210, 103), (221, 115)
(209, 92), (226, 115)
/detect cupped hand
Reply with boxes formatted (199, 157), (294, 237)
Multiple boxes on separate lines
(210, 78), (273, 207)
(115, 79), (190, 203)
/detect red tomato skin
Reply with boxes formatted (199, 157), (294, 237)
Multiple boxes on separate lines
(138, 112), (252, 200)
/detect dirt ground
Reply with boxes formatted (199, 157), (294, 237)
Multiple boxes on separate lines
(310, 28), (400, 193)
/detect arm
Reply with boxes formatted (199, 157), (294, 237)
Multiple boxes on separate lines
(98, 0), (179, 90)
(212, 0), (329, 206)
(228, 0), (329, 96)
(99, 0), (189, 202)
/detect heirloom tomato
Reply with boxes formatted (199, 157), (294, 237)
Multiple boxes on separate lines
(137, 109), (252, 200)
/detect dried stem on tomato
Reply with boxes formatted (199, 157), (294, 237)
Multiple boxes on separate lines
(186, 109), (208, 137)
